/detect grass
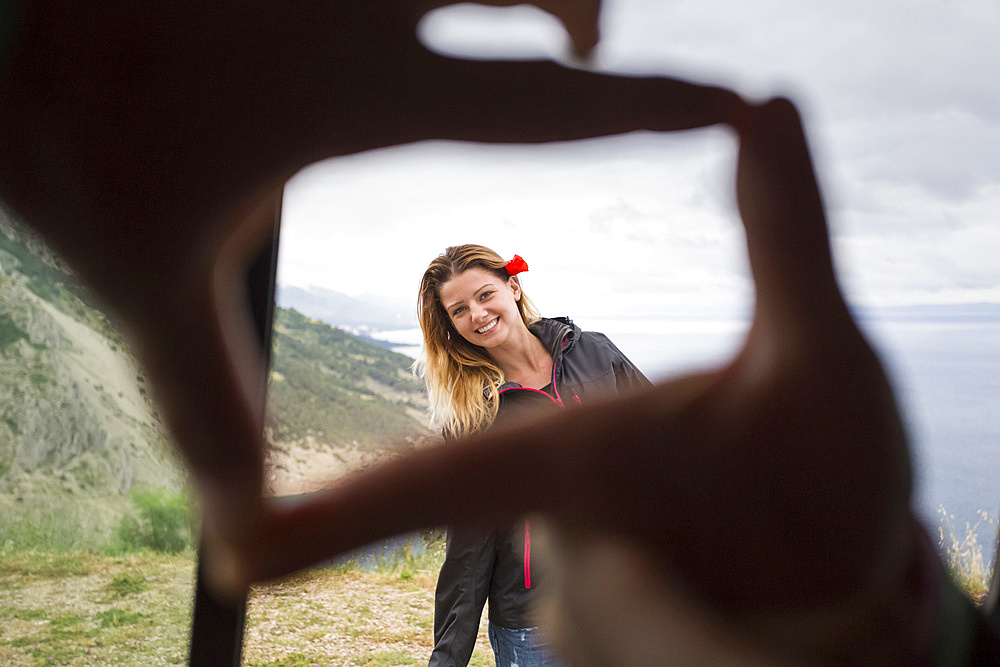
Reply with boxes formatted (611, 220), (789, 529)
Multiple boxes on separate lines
(0, 536), (496, 666)
(937, 506), (997, 604)
(108, 572), (147, 597)
(0, 495), (126, 553)
(0, 551), (195, 665)
(96, 608), (145, 628)
(240, 532), (497, 666)
(0, 551), (96, 578)
(245, 654), (324, 667)
(0, 489), (197, 557)
(0, 512), (994, 665)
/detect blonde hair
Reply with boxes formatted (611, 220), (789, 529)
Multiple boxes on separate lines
(414, 244), (541, 437)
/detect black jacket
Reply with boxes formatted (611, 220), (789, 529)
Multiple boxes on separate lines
(429, 317), (650, 667)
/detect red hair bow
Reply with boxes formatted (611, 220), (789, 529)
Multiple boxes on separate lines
(505, 254), (529, 276)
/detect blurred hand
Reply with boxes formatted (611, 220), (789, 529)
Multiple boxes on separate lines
(242, 99), (925, 664)
(0, 2), (925, 662)
(0, 0), (738, 559)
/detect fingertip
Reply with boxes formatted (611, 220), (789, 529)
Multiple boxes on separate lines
(744, 95), (805, 135)
(199, 534), (253, 604)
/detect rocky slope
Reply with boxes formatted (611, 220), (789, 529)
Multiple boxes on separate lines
(0, 210), (181, 499)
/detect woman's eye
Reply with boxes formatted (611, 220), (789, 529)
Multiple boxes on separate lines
(452, 306), (466, 316)
(480, 291), (493, 300)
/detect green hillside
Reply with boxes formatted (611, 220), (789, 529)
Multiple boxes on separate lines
(0, 206), (428, 549)
(268, 307), (428, 450)
(0, 209), (115, 339)
(0, 209), (177, 501)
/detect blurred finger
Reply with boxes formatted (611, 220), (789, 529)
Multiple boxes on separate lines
(391, 54), (746, 144)
(735, 98), (846, 335)
(454, 0), (602, 57)
(231, 387), (675, 592)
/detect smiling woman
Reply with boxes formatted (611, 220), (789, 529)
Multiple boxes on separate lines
(419, 246), (544, 438)
(412, 243), (650, 667)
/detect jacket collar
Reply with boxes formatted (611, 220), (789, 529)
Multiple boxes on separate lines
(529, 316), (579, 359)
(492, 317), (580, 393)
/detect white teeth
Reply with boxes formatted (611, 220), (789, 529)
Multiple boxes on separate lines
(476, 318), (498, 334)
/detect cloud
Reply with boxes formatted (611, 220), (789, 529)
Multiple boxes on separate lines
(278, 0), (1000, 314)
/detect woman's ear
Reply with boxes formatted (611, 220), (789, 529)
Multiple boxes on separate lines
(509, 275), (522, 301)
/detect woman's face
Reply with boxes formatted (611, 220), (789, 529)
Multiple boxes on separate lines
(438, 267), (523, 349)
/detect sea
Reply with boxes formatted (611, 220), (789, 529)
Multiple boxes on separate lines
(370, 306), (1000, 566)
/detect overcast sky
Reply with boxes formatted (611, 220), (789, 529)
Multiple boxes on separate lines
(276, 0), (1000, 326)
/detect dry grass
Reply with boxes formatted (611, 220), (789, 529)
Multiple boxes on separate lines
(244, 567), (490, 666)
(0, 551), (195, 665)
(1, 508), (994, 665)
(937, 507), (997, 605)
(0, 550), (493, 666)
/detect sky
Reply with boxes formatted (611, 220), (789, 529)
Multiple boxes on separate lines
(275, 0), (1000, 327)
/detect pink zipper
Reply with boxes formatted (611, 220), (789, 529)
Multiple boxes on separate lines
(498, 385), (562, 406)
(507, 333), (575, 591)
(524, 520), (532, 589)
(550, 336), (568, 406)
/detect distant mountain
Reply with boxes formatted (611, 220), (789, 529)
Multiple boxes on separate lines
(852, 302), (1000, 323)
(276, 284), (416, 333)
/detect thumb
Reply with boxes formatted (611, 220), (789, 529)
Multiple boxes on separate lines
(541, 0), (602, 58)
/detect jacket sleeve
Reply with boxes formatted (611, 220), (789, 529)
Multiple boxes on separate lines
(608, 339), (652, 393)
(428, 524), (496, 667)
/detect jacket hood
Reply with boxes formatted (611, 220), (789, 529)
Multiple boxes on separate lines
(490, 317), (579, 395)
(529, 316), (580, 359)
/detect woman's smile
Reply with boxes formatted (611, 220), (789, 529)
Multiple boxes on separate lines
(476, 317), (500, 334)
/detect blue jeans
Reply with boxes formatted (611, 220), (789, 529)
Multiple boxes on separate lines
(488, 622), (566, 667)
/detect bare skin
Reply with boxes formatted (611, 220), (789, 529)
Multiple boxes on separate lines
(0, 1), (933, 663)
(439, 270), (553, 388)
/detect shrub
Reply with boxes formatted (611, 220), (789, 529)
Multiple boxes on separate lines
(113, 488), (194, 554)
(0, 311), (27, 350)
